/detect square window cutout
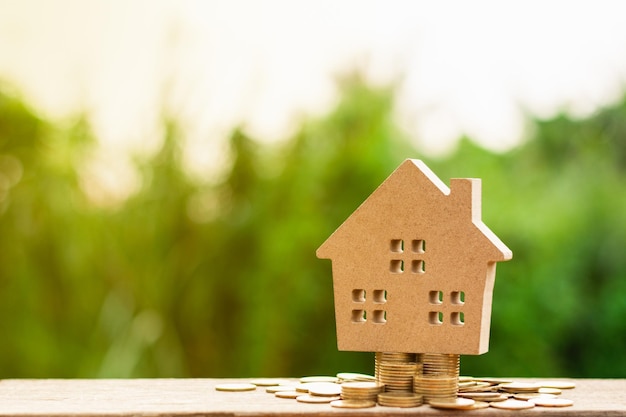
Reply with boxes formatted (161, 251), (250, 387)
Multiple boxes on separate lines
(372, 310), (387, 324)
(429, 290), (443, 304)
(451, 291), (465, 305)
(390, 239), (404, 253)
(451, 312), (465, 326)
(412, 260), (425, 273)
(429, 311), (443, 325)
(390, 260), (404, 273)
(351, 310), (366, 323)
(373, 289), (387, 303)
(412, 239), (425, 253)
(352, 289), (366, 302)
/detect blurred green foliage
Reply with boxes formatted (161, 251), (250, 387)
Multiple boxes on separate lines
(1, 75), (625, 378)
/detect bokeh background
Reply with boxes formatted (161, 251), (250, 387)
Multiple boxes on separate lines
(1, 1), (626, 378)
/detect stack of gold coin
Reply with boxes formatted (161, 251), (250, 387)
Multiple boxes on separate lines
(376, 352), (416, 362)
(340, 381), (384, 402)
(414, 353), (460, 404)
(374, 352), (416, 379)
(413, 375), (458, 404)
(375, 352), (421, 392)
(377, 391), (423, 408)
(378, 361), (419, 392)
(422, 353), (460, 376)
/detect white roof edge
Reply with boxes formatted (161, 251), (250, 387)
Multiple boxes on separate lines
(408, 159), (450, 195)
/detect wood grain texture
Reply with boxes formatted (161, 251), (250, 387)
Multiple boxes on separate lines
(0, 378), (623, 416)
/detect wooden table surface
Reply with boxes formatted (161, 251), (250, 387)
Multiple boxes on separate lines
(0, 378), (623, 416)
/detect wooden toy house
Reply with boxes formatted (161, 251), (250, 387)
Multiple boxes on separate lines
(316, 159), (512, 355)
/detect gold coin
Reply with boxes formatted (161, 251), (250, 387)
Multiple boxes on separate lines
(468, 401), (490, 410)
(540, 380), (576, 390)
(473, 377), (513, 385)
(530, 397), (574, 407)
(296, 394), (340, 403)
(428, 398), (476, 410)
(385, 381), (413, 391)
(458, 392), (506, 400)
(307, 382), (342, 397)
(341, 388), (383, 394)
(499, 382), (541, 392)
(378, 401), (422, 408)
(514, 393), (557, 401)
(215, 383), (257, 392)
(459, 382), (494, 392)
(299, 376), (338, 383)
(490, 399), (535, 410)
(266, 385), (298, 393)
(342, 388), (383, 394)
(342, 395), (379, 401)
(330, 399), (376, 409)
(275, 391), (301, 399)
(377, 392), (423, 408)
(336, 372), (376, 382)
(379, 363), (417, 369)
(294, 383), (320, 393)
(382, 385), (413, 390)
(250, 378), (291, 387)
(378, 392), (422, 399)
(482, 394), (510, 402)
(380, 377), (415, 382)
(380, 378), (413, 384)
(376, 352), (416, 362)
(539, 387), (562, 395)
(379, 374), (415, 379)
(341, 381), (384, 390)
(416, 376), (458, 383)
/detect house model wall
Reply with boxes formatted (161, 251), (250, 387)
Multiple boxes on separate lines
(316, 159), (512, 355)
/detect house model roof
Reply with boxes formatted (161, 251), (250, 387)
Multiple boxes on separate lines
(317, 159), (512, 355)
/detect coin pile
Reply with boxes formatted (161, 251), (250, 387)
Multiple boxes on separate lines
(373, 352), (424, 407)
(257, 376), (384, 408)
(290, 381), (343, 404)
(216, 367), (576, 411)
(378, 362), (419, 392)
(452, 376), (576, 410)
(375, 352), (421, 391)
(414, 375), (459, 404)
(414, 353), (459, 404)
(340, 381), (384, 402)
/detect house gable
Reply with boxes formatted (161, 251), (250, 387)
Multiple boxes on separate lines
(317, 159), (510, 263)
